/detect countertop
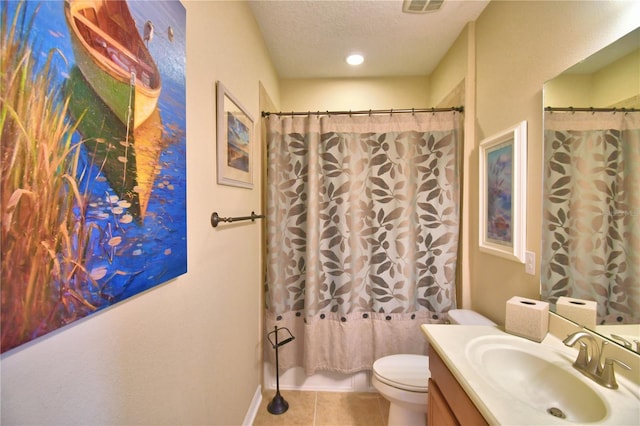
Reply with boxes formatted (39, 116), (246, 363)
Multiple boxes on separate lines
(421, 324), (640, 425)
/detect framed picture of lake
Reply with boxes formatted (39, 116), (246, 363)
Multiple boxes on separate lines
(216, 82), (254, 188)
(478, 121), (527, 263)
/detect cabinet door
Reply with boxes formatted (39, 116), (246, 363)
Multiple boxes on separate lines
(429, 349), (488, 425)
(428, 378), (459, 426)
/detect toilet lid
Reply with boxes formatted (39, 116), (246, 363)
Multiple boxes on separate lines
(372, 354), (429, 392)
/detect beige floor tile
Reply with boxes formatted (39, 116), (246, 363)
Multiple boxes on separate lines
(315, 392), (386, 426)
(253, 390), (316, 426)
(378, 395), (390, 426)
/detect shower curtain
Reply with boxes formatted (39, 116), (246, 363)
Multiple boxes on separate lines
(542, 111), (640, 324)
(265, 111), (462, 375)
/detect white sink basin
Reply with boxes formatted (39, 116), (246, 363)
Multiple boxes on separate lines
(421, 325), (640, 425)
(466, 335), (606, 422)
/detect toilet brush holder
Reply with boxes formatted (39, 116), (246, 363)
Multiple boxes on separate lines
(266, 326), (295, 415)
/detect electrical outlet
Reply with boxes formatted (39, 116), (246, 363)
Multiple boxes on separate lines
(525, 251), (535, 275)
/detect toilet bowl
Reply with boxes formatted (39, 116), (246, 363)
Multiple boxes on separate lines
(372, 354), (429, 425)
(372, 309), (495, 426)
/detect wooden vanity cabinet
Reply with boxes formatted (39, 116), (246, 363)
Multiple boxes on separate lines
(428, 348), (488, 426)
(428, 378), (458, 426)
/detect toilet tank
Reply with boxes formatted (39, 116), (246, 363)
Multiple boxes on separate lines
(447, 309), (496, 326)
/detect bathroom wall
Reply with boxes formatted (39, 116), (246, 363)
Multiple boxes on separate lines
(280, 76), (430, 111)
(542, 73), (593, 107)
(471, 0), (640, 324)
(0, 2), (279, 425)
(427, 24), (474, 309)
(592, 49), (640, 107)
(427, 25), (469, 108)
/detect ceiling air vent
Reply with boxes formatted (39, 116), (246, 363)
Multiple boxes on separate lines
(402, 0), (444, 13)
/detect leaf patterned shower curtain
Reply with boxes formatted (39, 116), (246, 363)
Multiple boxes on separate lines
(542, 111), (640, 324)
(265, 112), (462, 375)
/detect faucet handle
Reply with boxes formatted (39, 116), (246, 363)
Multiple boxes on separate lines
(574, 341), (590, 369)
(610, 334), (633, 349)
(599, 358), (631, 389)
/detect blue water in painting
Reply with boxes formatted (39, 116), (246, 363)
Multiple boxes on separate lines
(3, 1), (187, 320)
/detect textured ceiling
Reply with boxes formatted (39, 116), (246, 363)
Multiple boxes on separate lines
(248, 0), (490, 79)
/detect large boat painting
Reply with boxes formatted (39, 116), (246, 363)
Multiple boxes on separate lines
(0, 0), (187, 353)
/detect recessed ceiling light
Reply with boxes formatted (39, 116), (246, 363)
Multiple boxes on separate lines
(346, 54), (364, 66)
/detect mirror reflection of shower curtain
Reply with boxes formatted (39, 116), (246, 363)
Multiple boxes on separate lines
(542, 111), (640, 324)
(265, 112), (462, 375)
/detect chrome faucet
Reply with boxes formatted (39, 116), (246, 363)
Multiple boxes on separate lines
(563, 330), (631, 389)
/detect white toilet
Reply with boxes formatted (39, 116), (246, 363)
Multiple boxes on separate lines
(372, 309), (496, 426)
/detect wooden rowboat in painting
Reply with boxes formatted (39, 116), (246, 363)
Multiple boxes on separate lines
(65, 66), (163, 222)
(64, 0), (161, 130)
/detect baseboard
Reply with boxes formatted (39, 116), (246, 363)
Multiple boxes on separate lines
(242, 385), (262, 426)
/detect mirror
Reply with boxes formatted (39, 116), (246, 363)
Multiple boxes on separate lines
(542, 27), (640, 353)
(544, 28), (640, 109)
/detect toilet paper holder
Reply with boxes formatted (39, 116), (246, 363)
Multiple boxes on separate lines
(267, 326), (295, 349)
(266, 326), (295, 415)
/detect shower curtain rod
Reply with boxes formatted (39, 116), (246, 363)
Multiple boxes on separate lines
(545, 106), (639, 113)
(261, 106), (464, 118)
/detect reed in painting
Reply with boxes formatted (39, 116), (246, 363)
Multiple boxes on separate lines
(1, 1), (99, 352)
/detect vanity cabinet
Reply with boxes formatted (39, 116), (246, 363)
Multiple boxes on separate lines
(428, 348), (488, 426)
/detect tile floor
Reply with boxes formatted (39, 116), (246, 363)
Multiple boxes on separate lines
(253, 390), (390, 426)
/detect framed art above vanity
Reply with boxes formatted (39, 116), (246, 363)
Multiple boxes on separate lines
(478, 121), (527, 263)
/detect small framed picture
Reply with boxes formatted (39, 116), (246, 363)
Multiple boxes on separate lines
(216, 81), (254, 188)
(478, 121), (527, 263)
